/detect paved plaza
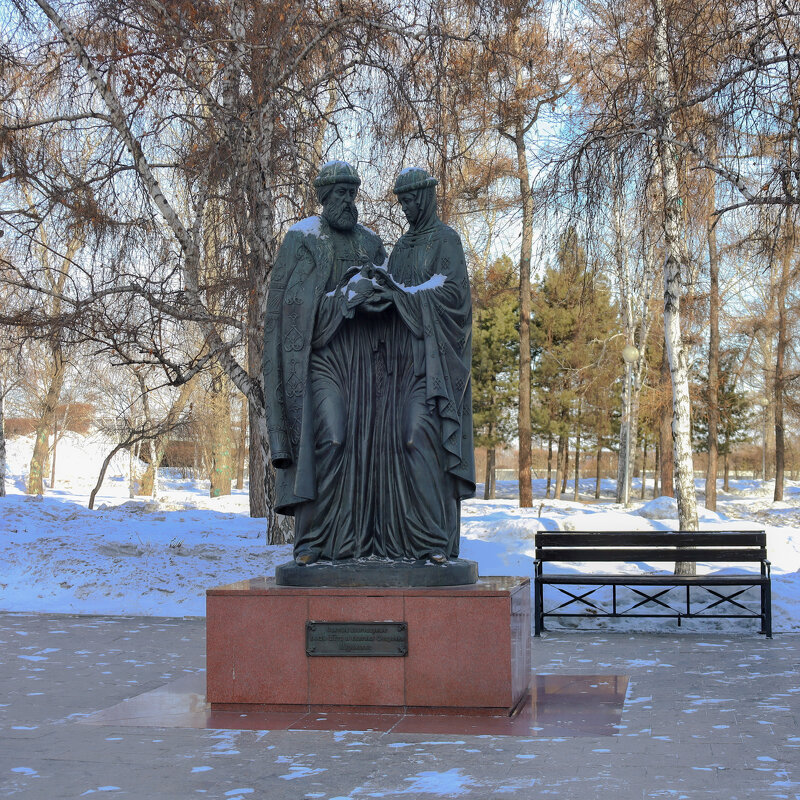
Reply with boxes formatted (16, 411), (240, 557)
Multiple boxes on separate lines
(1, 611), (799, 799)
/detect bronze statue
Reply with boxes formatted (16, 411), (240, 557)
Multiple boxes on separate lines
(264, 160), (388, 564)
(371, 167), (475, 562)
(265, 162), (475, 581)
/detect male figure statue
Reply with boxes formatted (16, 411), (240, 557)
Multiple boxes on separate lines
(263, 161), (388, 565)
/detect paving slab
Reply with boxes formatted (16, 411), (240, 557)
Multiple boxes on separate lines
(1, 612), (799, 799)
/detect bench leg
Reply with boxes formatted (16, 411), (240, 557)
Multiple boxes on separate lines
(534, 578), (544, 636)
(762, 580), (772, 639)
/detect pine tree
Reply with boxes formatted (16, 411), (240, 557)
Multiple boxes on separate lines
(472, 255), (519, 499)
(693, 351), (754, 494)
(531, 227), (620, 499)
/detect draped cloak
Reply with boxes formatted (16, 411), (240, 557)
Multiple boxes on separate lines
(263, 215), (387, 560)
(375, 215), (476, 559)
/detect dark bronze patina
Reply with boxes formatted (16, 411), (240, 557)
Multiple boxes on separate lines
(265, 162), (476, 586)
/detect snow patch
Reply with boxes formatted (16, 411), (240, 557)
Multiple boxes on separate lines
(394, 273), (446, 294)
(290, 216), (325, 238)
(278, 766), (327, 780)
(3, 434), (800, 631)
(636, 496), (679, 520)
(402, 769), (477, 795)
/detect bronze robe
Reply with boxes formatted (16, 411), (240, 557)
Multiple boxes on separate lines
(376, 220), (476, 559)
(263, 215), (387, 559)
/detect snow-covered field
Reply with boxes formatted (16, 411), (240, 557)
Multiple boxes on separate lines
(2, 432), (799, 632)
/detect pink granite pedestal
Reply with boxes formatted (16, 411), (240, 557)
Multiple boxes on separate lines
(206, 576), (531, 716)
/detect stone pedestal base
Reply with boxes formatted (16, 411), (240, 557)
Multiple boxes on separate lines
(206, 577), (531, 715)
(275, 558), (478, 587)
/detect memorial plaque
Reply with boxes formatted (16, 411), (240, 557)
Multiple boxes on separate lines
(306, 622), (408, 657)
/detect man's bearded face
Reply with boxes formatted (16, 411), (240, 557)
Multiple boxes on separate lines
(323, 183), (359, 231)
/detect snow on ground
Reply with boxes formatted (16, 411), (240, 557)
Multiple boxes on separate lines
(1, 433), (799, 632)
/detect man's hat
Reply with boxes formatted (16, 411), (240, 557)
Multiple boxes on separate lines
(314, 160), (361, 188)
(392, 167), (438, 194)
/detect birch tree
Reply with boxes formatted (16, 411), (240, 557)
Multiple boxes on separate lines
(704, 169), (721, 510)
(0, 378), (6, 498)
(773, 219), (799, 501)
(10, 0), (403, 541)
(651, 0), (699, 544)
(609, 153), (659, 503)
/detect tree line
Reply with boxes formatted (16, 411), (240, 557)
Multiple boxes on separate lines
(1, 0), (798, 545)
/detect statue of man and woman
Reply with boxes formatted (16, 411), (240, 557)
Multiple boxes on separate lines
(264, 161), (475, 570)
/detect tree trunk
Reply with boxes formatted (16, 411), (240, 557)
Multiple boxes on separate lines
(611, 154), (652, 506)
(235, 393), (247, 490)
(545, 434), (553, 498)
(613, 153), (633, 505)
(723, 451), (730, 492)
(573, 408), (581, 502)
(140, 452), (159, 497)
(562, 441), (569, 495)
(774, 225), (795, 502)
(654, 442), (660, 497)
(247, 269), (269, 519)
(137, 439), (156, 498)
(554, 434), (565, 500)
(27, 346), (66, 495)
(515, 125), (534, 508)
(246, 161), (293, 542)
(595, 445), (602, 499)
(652, 0), (699, 574)
(616, 359), (642, 504)
(640, 437), (648, 500)
(705, 182), (720, 512)
(628, 381), (641, 501)
(659, 346), (674, 497)
(50, 416), (58, 488)
(0, 390), (5, 498)
(485, 447), (496, 500)
(209, 369), (233, 498)
(129, 444), (140, 497)
(89, 443), (127, 509)
(139, 438), (162, 498)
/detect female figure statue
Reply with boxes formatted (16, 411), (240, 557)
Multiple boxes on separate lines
(370, 167), (475, 561)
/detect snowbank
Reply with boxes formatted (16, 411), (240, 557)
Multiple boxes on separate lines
(2, 434), (799, 631)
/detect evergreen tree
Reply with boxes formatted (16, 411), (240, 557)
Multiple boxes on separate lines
(693, 351), (754, 491)
(530, 227), (620, 499)
(472, 255), (519, 499)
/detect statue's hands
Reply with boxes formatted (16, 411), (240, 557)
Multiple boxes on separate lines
(337, 264), (398, 313)
(360, 283), (393, 313)
(335, 266), (372, 310)
(345, 276), (377, 309)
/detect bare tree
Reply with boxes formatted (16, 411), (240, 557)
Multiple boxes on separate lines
(0, 376), (7, 497)
(773, 219), (799, 501)
(651, 0), (699, 548)
(7, 0), (407, 541)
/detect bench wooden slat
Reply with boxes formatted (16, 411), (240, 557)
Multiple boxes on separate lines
(535, 548), (767, 563)
(536, 532), (766, 547)
(540, 574), (768, 586)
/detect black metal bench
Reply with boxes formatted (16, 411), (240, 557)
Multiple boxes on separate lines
(534, 531), (772, 638)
